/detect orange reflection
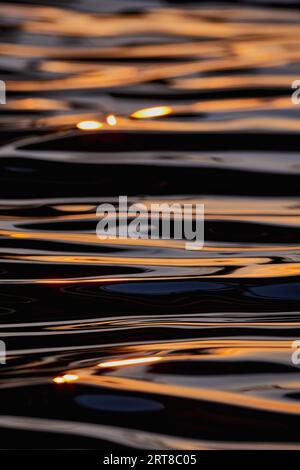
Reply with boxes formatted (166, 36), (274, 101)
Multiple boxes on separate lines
(76, 120), (103, 131)
(131, 106), (172, 119)
(98, 356), (162, 369)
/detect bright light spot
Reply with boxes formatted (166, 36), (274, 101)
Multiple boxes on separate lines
(53, 376), (65, 384)
(98, 356), (162, 369)
(131, 106), (172, 119)
(53, 374), (79, 384)
(76, 120), (103, 131)
(63, 374), (79, 382)
(106, 114), (117, 126)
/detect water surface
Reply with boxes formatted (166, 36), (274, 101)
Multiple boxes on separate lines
(0, 0), (300, 450)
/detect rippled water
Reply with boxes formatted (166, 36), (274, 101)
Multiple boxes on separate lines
(1, 0), (300, 450)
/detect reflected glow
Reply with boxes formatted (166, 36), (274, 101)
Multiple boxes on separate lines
(76, 120), (103, 130)
(63, 374), (79, 382)
(131, 106), (172, 119)
(53, 374), (79, 384)
(106, 114), (117, 126)
(98, 356), (162, 368)
(53, 376), (64, 384)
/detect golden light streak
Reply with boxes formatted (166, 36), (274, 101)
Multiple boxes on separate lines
(76, 120), (103, 131)
(81, 373), (300, 417)
(9, 254), (270, 267)
(131, 106), (172, 119)
(98, 356), (162, 369)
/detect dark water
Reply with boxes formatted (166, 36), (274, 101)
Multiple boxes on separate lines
(0, 0), (300, 450)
